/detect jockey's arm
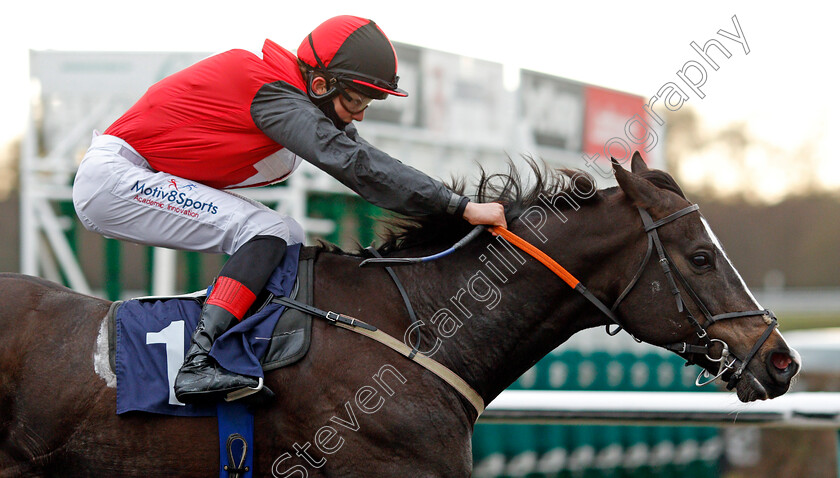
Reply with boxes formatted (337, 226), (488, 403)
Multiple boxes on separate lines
(251, 81), (467, 218)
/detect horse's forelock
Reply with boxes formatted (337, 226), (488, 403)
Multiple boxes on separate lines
(638, 169), (687, 199)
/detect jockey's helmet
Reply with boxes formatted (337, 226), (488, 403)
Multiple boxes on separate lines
(297, 15), (408, 101)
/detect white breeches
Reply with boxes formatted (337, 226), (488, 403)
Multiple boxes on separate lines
(72, 134), (304, 255)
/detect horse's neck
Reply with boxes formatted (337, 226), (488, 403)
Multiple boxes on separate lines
(420, 200), (639, 403)
(311, 198), (639, 408)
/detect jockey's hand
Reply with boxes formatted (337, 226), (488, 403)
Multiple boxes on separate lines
(463, 202), (507, 232)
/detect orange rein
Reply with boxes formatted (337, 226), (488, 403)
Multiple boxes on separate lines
(489, 226), (580, 289)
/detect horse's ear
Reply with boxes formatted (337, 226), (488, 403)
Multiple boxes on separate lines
(612, 158), (663, 209)
(630, 151), (649, 174)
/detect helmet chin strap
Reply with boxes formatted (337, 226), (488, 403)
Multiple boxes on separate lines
(318, 98), (349, 131)
(305, 34), (342, 102)
(303, 70), (349, 131)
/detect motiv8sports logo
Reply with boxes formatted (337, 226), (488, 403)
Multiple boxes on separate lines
(131, 179), (219, 217)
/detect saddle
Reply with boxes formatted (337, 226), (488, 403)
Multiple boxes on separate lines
(107, 245), (317, 416)
(260, 245), (316, 371)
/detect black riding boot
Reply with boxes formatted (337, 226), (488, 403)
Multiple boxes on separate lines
(174, 235), (286, 403)
(174, 303), (260, 402)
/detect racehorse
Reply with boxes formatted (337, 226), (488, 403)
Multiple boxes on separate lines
(0, 154), (800, 477)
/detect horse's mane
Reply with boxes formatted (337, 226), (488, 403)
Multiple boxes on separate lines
(317, 157), (603, 256)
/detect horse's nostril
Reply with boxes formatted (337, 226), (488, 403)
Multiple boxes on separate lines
(771, 352), (793, 372)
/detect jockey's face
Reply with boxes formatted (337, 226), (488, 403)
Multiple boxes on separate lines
(310, 75), (370, 124)
(333, 88), (371, 123)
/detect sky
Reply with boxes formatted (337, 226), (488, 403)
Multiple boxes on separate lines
(2, 1), (837, 200)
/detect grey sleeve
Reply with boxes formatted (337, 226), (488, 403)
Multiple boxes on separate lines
(251, 81), (467, 217)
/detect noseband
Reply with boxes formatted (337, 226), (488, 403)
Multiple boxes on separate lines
(493, 204), (779, 390)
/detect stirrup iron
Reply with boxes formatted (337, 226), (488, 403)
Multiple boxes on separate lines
(225, 377), (264, 402)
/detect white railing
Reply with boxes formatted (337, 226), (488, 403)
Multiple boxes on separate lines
(479, 391), (840, 476)
(483, 390), (840, 428)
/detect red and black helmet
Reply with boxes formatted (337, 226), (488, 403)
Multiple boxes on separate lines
(297, 15), (408, 100)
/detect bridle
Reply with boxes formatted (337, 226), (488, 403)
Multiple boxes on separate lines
(492, 204), (779, 390)
(621, 205), (778, 388)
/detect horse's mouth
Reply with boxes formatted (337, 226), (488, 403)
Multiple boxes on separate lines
(740, 349), (802, 402)
(717, 347), (799, 403)
(734, 372), (769, 402)
(726, 368), (795, 402)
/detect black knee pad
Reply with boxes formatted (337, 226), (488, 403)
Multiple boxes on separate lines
(219, 235), (287, 293)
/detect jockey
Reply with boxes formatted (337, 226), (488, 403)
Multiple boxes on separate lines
(72, 15), (507, 403)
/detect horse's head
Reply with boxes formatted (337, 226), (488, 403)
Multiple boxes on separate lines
(609, 153), (800, 402)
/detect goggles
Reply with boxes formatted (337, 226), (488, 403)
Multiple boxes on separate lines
(338, 88), (374, 114)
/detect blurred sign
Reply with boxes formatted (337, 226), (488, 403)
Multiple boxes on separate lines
(366, 42), (511, 144)
(583, 85), (646, 164)
(364, 43), (421, 126)
(519, 70), (584, 150)
(423, 49), (508, 140)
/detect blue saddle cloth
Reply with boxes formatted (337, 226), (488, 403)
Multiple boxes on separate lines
(115, 244), (301, 416)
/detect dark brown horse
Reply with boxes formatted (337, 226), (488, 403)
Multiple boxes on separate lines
(0, 156), (800, 477)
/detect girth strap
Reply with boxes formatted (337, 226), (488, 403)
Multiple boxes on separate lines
(224, 433), (249, 477)
(271, 296), (486, 418)
(274, 295), (376, 331)
(217, 402), (253, 478)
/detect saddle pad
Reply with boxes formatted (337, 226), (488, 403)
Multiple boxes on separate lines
(114, 297), (213, 416)
(112, 244), (316, 416)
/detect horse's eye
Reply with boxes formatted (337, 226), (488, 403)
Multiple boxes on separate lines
(690, 252), (712, 269)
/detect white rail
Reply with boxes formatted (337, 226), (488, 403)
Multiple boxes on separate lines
(482, 391), (840, 429)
